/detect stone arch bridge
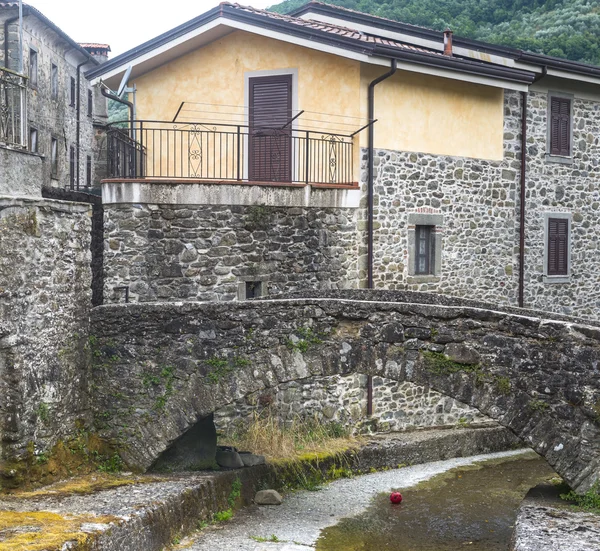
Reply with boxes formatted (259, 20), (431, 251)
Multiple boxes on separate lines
(90, 291), (600, 493)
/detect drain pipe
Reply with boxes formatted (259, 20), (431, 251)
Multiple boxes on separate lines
(367, 59), (397, 290)
(366, 59), (396, 417)
(100, 84), (134, 131)
(518, 91), (528, 308)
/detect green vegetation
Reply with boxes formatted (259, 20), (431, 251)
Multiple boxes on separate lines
(213, 509), (234, 522)
(228, 477), (242, 508)
(561, 481), (600, 513)
(205, 354), (250, 383)
(422, 350), (481, 376)
(270, 0), (600, 66)
(495, 376), (511, 395)
(529, 398), (550, 412)
(36, 402), (50, 425)
(286, 326), (324, 353)
(251, 535), (281, 543)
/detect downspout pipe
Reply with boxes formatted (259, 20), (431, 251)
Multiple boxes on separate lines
(518, 67), (545, 308)
(366, 59), (396, 417)
(367, 59), (397, 290)
(518, 90), (527, 308)
(100, 85), (134, 130)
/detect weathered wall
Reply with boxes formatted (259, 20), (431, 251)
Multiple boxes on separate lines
(103, 203), (358, 303)
(0, 147), (43, 197)
(360, 90), (521, 300)
(359, 66), (505, 159)
(522, 89), (600, 319)
(90, 291), (600, 492)
(213, 374), (491, 435)
(0, 8), (98, 191)
(0, 197), (93, 477)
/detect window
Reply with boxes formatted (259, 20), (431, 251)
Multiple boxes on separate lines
(86, 155), (92, 187)
(238, 280), (266, 300)
(87, 89), (93, 117)
(29, 48), (38, 87)
(544, 213), (571, 282)
(51, 64), (58, 99)
(50, 137), (58, 178)
(547, 93), (573, 161)
(29, 127), (38, 153)
(69, 145), (76, 189)
(408, 212), (443, 279)
(414, 225), (435, 275)
(70, 77), (76, 107)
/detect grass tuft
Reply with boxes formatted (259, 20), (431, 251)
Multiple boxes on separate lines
(219, 411), (359, 462)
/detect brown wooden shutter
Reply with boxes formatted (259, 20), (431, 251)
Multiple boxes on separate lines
(548, 218), (569, 275)
(550, 97), (571, 156)
(249, 75), (292, 182)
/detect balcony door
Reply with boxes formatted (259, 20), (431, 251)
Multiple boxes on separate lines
(248, 74), (292, 182)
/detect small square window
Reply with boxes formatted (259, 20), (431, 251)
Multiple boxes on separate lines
(29, 48), (38, 87)
(51, 64), (58, 99)
(29, 127), (38, 153)
(50, 137), (58, 179)
(70, 77), (76, 107)
(245, 281), (262, 299)
(415, 225), (435, 275)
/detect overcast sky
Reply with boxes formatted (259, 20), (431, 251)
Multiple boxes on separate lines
(25, 0), (274, 58)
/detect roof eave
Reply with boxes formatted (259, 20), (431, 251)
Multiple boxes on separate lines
(372, 45), (536, 85)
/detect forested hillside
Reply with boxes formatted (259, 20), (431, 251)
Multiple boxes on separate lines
(269, 0), (600, 65)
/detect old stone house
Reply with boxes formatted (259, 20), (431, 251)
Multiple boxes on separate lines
(87, 1), (600, 322)
(0, 2), (108, 196)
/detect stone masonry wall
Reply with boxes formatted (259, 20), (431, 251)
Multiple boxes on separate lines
(358, 90), (522, 305)
(90, 293), (600, 492)
(104, 204), (358, 303)
(213, 374), (491, 435)
(523, 90), (600, 320)
(0, 197), (93, 472)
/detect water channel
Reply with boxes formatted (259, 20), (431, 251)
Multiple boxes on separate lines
(185, 449), (557, 550)
(316, 452), (555, 551)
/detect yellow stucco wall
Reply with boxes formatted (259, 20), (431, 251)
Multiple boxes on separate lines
(133, 30), (505, 167)
(359, 66), (505, 160)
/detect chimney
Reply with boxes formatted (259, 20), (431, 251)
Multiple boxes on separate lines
(443, 29), (453, 56)
(79, 43), (111, 64)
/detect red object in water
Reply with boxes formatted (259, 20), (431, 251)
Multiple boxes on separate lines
(390, 492), (403, 504)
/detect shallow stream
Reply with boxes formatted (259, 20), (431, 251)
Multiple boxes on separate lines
(316, 453), (555, 551)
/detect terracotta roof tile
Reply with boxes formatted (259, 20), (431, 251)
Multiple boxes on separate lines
(224, 3), (444, 57)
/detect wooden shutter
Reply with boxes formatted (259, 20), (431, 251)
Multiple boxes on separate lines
(249, 75), (292, 182)
(550, 97), (571, 156)
(548, 218), (568, 276)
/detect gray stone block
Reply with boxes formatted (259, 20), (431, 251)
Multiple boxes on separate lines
(255, 489), (283, 505)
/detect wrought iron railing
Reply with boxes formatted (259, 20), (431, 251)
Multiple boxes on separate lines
(106, 121), (355, 185)
(0, 67), (27, 148)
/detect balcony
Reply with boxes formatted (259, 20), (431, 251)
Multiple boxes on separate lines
(0, 67), (27, 149)
(105, 120), (358, 189)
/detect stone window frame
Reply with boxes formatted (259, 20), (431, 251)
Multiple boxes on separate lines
(238, 279), (268, 300)
(545, 91), (574, 165)
(50, 135), (59, 179)
(407, 212), (443, 281)
(543, 212), (571, 284)
(50, 62), (58, 100)
(28, 47), (38, 89)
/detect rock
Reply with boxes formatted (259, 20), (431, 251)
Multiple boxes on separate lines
(239, 452), (266, 467)
(216, 446), (244, 469)
(444, 343), (480, 365)
(255, 489), (283, 505)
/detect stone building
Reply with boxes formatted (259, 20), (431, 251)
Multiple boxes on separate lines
(0, 2), (108, 196)
(87, 2), (600, 323)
